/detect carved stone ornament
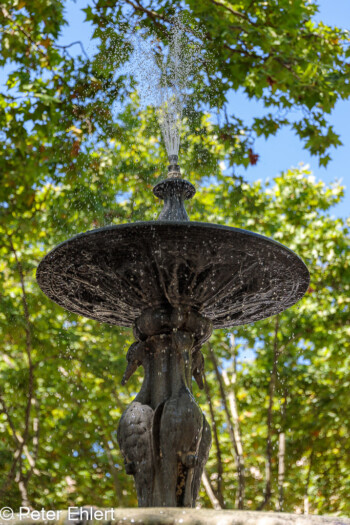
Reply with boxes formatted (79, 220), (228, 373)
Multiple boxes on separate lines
(117, 305), (212, 506)
(36, 161), (309, 507)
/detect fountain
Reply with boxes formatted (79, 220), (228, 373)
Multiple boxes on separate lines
(36, 20), (309, 508)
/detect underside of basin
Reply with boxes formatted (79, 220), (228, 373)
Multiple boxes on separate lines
(36, 221), (309, 328)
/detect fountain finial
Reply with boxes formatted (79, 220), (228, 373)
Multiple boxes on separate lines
(167, 154), (181, 178)
(153, 156), (195, 221)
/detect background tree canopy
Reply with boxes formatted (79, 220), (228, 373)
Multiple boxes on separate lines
(0, 0), (349, 515)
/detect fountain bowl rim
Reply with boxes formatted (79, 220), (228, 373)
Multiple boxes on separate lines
(37, 219), (309, 264)
(36, 220), (310, 328)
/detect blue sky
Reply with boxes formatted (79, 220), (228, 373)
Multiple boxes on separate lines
(8, 0), (350, 219)
(58, 0), (349, 218)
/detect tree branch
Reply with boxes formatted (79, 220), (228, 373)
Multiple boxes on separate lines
(277, 387), (287, 512)
(277, 431), (285, 511)
(207, 0), (250, 22)
(0, 7), (47, 57)
(7, 235), (35, 447)
(54, 41), (89, 60)
(23, 398), (40, 482)
(222, 337), (245, 510)
(97, 0), (169, 37)
(221, 363), (245, 501)
(0, 391), (20, 446)
(201, 470), (222, 509)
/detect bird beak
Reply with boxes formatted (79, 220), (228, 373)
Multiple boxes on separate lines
(121, 361), (139, 385)
(193, 368), (204, 390)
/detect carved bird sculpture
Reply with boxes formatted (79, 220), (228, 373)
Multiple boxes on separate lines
(156, 387), (203, 506)
(117, 341), (154, 506)
(191, 414), (212, 506)
(192, 348), (205, 390)
(121, 341), (146, 385)
(117, 401), (154, 506)
(154, 332), (204, 506)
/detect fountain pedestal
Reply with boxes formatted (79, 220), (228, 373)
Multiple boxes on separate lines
(117, 305), (212, 507)
(36, 165), (309, 507)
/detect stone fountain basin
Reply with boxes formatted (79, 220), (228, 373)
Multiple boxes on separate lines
(36, 221), (309, 328)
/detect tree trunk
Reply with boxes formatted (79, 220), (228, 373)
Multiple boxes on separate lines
(258, 316), (280, 511)
(277, 432), (285, 511)
(0, 235), (38, 507)
(201, 470), (222, 510)
(208, 344), (245, 509)
(304, 447), (314, 514)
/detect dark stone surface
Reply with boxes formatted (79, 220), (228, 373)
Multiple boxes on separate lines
(117, 306), (212, 507)
(153, 178), (196, 221)
(36, 221), (309, 329)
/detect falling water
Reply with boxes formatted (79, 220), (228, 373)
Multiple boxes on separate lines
(155, 19), (196, 160)
(129, 16), (200, 161)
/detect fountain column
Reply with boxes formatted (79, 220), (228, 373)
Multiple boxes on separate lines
(117, 305), (212, 507)
(116, 161), (215, 507)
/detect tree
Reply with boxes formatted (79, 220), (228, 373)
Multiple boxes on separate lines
(87, 0), (350, 166)
(200, 168), (349, 514)
(0, 0), (349, 514)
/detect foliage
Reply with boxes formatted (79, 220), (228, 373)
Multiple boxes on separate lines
(87, 0), (350, 166)
(0, 0), (349, 516)
(201, 168), (350, 513)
